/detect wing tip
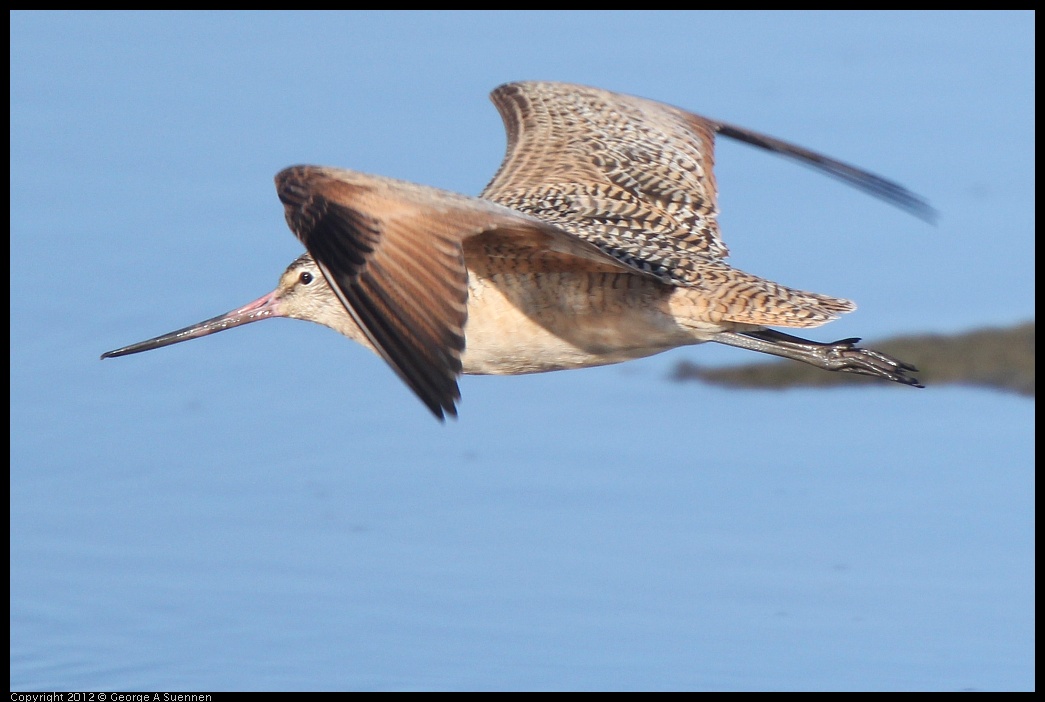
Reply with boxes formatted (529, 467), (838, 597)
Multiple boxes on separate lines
(420, 390), (460, 422)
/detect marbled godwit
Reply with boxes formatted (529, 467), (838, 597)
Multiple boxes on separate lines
(102, 81), (932, 420)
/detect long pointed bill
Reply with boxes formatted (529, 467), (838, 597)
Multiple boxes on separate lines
(101, 290), (282, 359)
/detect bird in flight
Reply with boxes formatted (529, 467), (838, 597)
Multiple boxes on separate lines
(102, 81), (933, 420)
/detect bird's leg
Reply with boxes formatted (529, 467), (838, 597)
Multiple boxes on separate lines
(713, 328), (923, 387)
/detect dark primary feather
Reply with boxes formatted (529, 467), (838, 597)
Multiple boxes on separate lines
(712, 122), (937, 224)
(277, 166), (468, 420)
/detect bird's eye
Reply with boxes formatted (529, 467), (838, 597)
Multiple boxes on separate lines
(299, 272), (313, 285)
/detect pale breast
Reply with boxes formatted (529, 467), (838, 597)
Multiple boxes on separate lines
(459, 270), (699, 375)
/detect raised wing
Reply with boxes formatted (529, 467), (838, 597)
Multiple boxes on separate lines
(275, 165), (637, 419)
(483, 81), (727, 285)
(482, 81), (935, 286)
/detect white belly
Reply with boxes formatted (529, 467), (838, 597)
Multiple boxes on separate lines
(459, 272), (704, 375)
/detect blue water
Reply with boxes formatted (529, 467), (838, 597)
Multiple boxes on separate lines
(11, 11), (1034, 691)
